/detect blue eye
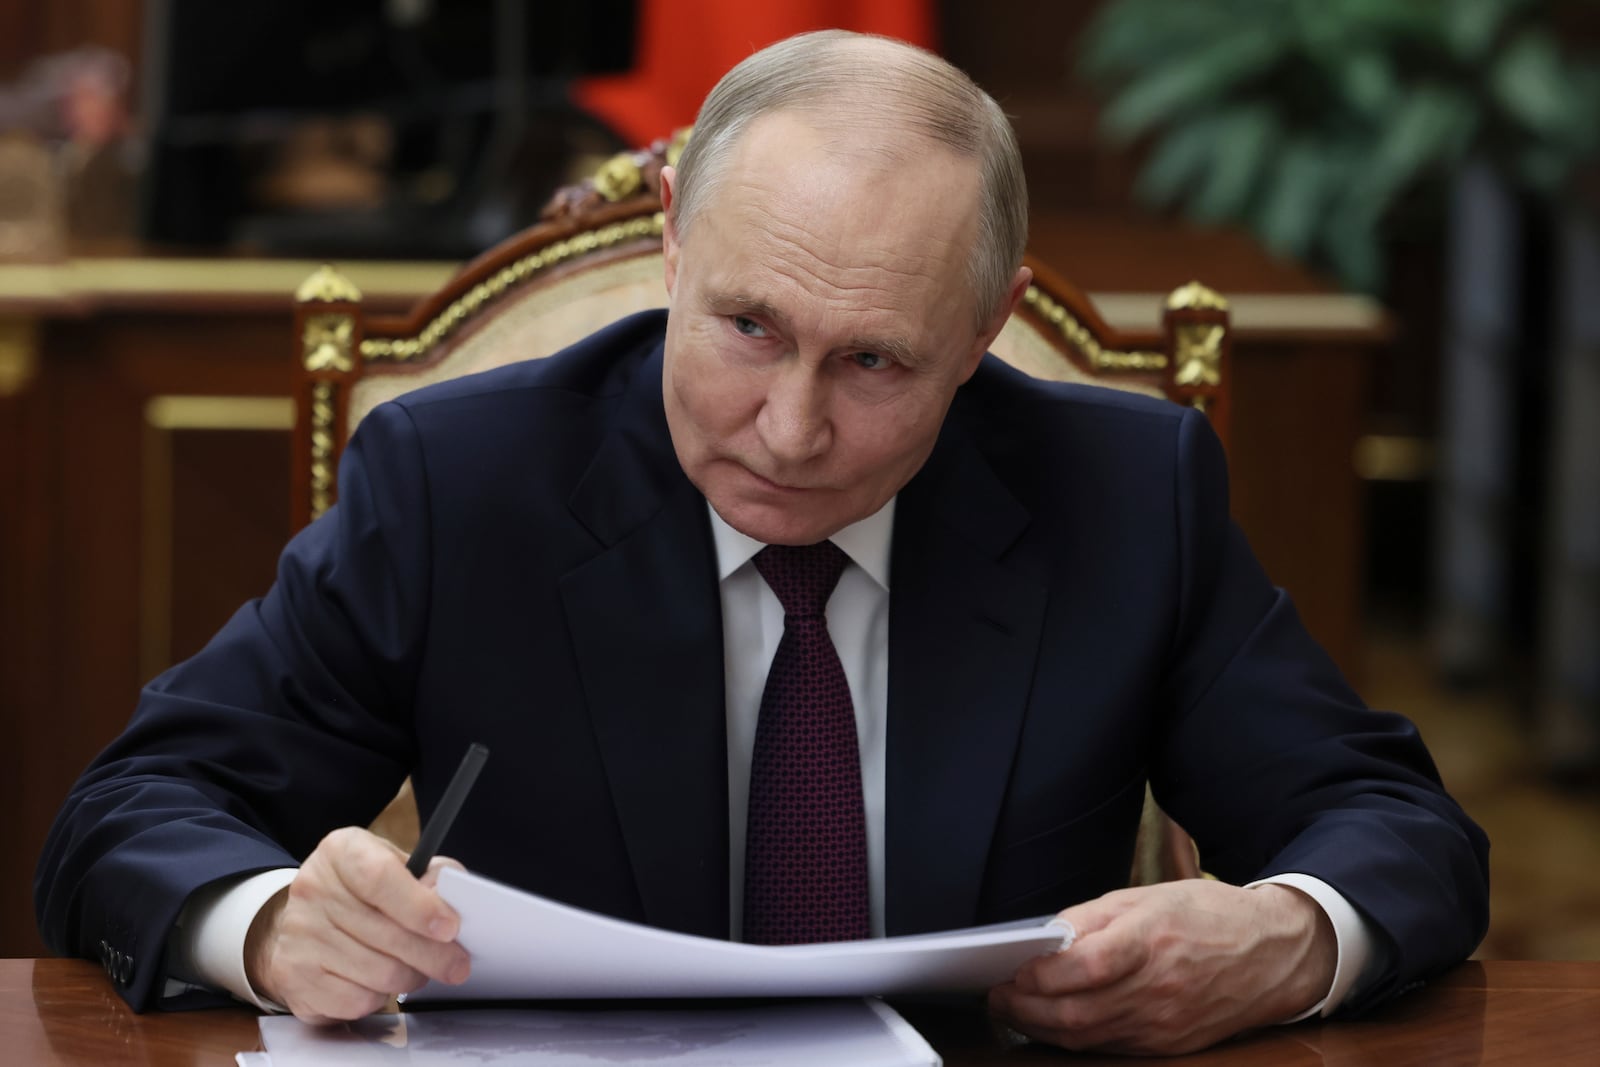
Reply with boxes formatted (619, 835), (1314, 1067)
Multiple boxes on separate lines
(853, 352), (890, 371)
(732, 316), (767, 338)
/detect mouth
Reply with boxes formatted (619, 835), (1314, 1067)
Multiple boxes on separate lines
(739, 464), (815, 494)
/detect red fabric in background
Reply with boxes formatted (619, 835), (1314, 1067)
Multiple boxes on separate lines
(574, 1), (936, 146)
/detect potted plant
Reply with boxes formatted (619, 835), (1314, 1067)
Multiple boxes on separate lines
(1078, 0), (1599, 292)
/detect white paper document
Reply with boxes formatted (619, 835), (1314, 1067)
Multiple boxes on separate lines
(250, 1000), (940, 1066)
(409, 867), (1072, 1002)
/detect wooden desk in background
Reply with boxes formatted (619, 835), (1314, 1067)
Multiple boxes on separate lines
(3, 959), (1596, 1066)
(0, 239), (1387, 960)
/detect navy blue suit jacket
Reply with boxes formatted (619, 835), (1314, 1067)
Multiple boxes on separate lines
(37, 311), (1488, 1012)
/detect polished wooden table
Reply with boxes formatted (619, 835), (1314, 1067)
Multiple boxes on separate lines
(4, 958), (1596, 1065)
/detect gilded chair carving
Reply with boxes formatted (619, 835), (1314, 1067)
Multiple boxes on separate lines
(292, 132), (1231, 884)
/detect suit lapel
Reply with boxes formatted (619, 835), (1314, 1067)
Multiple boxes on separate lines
(885, 419), (1049, 935)
(559, 347), (729, 939)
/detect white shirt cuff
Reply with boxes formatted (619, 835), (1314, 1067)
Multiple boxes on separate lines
(1246, 872), (1381, 1021)
(166, 867), (298, 1012)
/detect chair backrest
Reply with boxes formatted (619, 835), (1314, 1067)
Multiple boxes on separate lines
(290, 133), (1227, 882)
(292, 134), (1231, 529)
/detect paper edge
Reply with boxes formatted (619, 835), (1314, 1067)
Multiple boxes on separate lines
(864, 998), (942, 1067)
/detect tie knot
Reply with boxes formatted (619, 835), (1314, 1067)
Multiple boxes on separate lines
(753, 541), (849, 618)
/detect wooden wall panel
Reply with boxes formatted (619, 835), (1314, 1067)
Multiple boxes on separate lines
(0, 310), (291, 959)
(0, 324), (53, 960)
(1231, 343), (1373, 681)
(163, 428), (291, 668)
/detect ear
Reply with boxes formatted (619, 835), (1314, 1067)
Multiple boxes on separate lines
(660, 165), (681, 297)
(960, 265), (1032, 381)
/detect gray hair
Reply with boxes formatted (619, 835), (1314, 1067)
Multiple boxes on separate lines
(670, 30), (1028, 328)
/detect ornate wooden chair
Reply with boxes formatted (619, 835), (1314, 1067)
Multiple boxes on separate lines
(292, 131), (1231, 885)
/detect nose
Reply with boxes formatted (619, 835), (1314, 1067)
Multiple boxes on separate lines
(755, 360), (832, 466)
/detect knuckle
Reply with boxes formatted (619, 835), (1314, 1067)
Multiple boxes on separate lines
(1076, 949), (1115, 988)
(1046, 998), (1090, 1032)
(321, 825), (362, 854)
(330, 987), (386, 1021)
(377, 959), (417, 994)
(1148, 973), (1185, 1002)
(344, 848), (393, 900)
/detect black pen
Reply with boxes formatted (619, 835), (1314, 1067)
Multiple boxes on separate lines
(406, 742), (489, 878)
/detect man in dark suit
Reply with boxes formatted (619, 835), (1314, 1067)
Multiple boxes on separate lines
(36, 31), (1488, 1055)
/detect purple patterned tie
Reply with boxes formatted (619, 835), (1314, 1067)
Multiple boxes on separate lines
(743, 541), (870, 944)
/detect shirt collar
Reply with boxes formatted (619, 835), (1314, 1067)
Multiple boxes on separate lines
(707, 497), (895, 590)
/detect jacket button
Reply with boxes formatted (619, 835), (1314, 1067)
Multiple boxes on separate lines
(119, 955), (133, 984)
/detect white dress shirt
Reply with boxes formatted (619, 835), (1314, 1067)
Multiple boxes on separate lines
(172, 497), (1378, 1017)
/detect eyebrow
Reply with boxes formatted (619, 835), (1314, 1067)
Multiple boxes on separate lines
(705, 290), (928, 367)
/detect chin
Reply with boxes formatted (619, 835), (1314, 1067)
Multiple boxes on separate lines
(714, 498), (840, 547)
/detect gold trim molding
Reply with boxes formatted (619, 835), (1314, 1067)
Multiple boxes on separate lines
(1173, 321), (1225, 388)
(296, 264), (363, 304)
(361, 214), (665, 363)
(1022, 286), (1166, 371)
(303, 313), (356, 373)
(593, 153), (643, 202)
(309, 381), (338, 520)
(145, 395), (296, 431)
(0, 316), (39, 397)
(1166, 280), (1230, 312)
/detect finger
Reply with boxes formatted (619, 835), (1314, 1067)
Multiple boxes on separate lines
(285, 965), (397, 1024)
(1012, 922), (1147, 996)
(987, 982), (1139, 1052)
(313, 920), (434, 998)
(324, 829), (461, 941)
(269, 922), (422, 1022)
(314, 892), (471, 986)
(420, 855), (466, 889)
(1050, 886), (1144, 938)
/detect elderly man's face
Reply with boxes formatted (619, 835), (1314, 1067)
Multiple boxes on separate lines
(660, 111), (1017, 546)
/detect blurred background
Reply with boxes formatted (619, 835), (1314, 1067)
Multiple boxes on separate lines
(1, 0), (1596, 963)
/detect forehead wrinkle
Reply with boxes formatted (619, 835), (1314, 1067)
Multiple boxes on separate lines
(749, 216), (965, 325)
(758, 202), (969, 278)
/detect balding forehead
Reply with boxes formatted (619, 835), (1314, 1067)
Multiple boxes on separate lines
(728, 107), (980, 179)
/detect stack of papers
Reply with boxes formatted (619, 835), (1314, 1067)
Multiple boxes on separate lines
(235, 868), (1074, 1065)
(411, 867), (1073, 1001)
(239, 1000), (941, 1066)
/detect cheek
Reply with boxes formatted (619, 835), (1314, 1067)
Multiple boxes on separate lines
(671, 344), (760, 439)
(843, 384), (948, 468)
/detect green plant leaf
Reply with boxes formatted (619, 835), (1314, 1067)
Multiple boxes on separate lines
(1187, 106), (1279, 222)
(1349, 84), (1477, 214)
(1333, 49), (1400, 119)
(1080, 0), (1240, 81)
(1133, 115), (1231, 207)
(1252, 140), (1337, 258)
(1100, 27), (1285, 141)
(1447, 0), (1525, 61)
(1490, 29), (1581, 141)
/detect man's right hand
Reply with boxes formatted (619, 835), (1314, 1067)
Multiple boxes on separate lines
(244, 826), (471, 1022)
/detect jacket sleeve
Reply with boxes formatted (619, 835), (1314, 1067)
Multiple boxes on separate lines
(1150, 407), (1490, 1013)
(34, 401), (434, 1011)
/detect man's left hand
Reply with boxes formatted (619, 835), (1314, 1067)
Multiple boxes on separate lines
(987, 880), (1337, 1055)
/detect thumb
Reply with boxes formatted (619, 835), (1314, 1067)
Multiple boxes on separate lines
(419, 854), (466, 889)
